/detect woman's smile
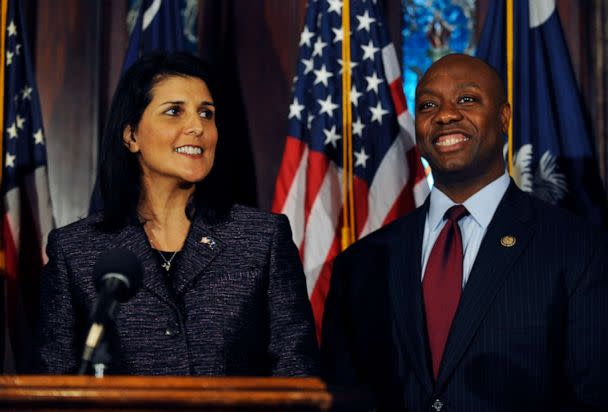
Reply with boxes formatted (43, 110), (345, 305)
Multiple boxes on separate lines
(174, 145), (204, 157)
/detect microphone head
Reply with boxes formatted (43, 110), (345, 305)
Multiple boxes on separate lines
(93, 248), (143, 302)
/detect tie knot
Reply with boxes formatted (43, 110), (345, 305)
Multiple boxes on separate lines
(444, 205), (468, 222)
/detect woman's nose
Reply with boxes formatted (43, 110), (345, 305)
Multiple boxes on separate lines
(184, 114), (204, 136)
(186, 126), (203, 136)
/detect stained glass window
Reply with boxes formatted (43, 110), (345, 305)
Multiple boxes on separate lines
(402, 0), (477, 184)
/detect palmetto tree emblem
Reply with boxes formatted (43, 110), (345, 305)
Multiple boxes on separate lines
(506, 143), (568, 205)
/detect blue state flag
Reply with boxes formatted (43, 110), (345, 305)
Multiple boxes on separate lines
(122, 0), (185, 72)
(477, 0), (607, 226)
(90, 0), (189, 213)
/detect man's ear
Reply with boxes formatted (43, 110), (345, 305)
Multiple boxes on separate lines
(500, 102), (511, 134)
(122, 126), (139, 153)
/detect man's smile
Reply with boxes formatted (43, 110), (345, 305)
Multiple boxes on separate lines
(433, 132), (471, 152)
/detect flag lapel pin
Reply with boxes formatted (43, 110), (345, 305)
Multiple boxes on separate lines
(200, 236), (216, 249)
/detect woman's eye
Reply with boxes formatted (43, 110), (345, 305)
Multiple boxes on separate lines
(200, 109), (214, 120)
(164, 107), (181, 116)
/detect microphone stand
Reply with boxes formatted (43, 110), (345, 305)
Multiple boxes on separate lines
(77, 328), (112, 377)
(77, 284), (118, 376)
(90, 341), (111, 378)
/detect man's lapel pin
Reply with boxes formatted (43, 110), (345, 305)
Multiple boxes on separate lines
(500, 235), (516, 248)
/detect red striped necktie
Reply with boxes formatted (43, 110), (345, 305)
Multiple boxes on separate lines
(423, 204), (469, 380)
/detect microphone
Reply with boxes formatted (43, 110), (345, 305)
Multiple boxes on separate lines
(78, 248), (143, 375)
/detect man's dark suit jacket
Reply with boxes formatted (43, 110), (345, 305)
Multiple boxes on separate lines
(35, 205), (319, 376)
(321, 183), (608, 411)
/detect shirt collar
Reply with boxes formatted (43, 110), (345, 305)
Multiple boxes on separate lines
(428, 172), (511, 231)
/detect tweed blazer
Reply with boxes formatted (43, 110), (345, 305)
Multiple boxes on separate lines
(322, 183), (608, 411)
(34, 204), (319, 376)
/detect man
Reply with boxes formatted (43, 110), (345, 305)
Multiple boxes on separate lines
(321, 54), (608, 411)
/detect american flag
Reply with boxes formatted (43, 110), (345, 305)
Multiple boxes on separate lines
(1, 0), (54, 372)
(273, 0), (428, 338)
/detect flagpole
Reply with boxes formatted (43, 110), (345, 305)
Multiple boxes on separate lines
(341, 0), (354, 250)
(506, 0), (514, 175)
(0, 0), (7, 272)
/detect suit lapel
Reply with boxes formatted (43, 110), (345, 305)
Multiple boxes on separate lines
(111, 223), (172, 303)
(388, 201), (434, 394)
(172, 213), (227, 296)
(109, 211), (228, 302)
(436, 184), (536, 387)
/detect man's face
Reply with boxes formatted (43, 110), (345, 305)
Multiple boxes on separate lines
(414, 55), (510, 188)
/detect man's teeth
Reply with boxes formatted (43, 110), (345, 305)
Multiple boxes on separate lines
(435, 136), (469, 146)
(175, 146), (202, 155)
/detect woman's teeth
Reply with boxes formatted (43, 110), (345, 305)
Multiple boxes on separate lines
(175, 146), (202, 155)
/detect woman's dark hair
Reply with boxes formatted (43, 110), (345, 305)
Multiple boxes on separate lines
(98, 51), (229, 231)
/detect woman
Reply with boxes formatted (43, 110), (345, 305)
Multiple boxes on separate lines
(34, 52), (319, 376)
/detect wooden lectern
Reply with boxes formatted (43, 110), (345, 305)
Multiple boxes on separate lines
(0, 375), (332, 411)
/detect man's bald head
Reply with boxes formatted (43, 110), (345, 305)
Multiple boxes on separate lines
(416, 54), (507, 106)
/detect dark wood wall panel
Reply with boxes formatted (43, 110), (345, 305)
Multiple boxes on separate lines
(233, 0), (307, 210)
(100, 0), (128, 127)
(382, 0), (403, 63)
(590, 0), (608, 190)
(556, 0), (589, 93)
(35, 0), (101, 227)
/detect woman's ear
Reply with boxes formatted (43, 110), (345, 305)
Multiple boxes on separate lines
(122, 126), (139, 153)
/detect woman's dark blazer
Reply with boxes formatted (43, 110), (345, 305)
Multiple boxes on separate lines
(34, 205), (320, 376)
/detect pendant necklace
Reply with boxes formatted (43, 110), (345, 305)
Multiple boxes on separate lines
(158, 250), (178, 272)
(143, 222), (180, 272)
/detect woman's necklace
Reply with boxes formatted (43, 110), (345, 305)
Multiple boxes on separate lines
(143, 224), (181, 272)
(158, 250), (178, 272)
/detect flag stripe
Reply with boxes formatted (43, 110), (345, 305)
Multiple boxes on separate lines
(390, 77), (407, 116)
(382, 44), (400, 83)
(413, 166), (431, 205)
(302, 162), (342, 294)
(2, 211), (18, 281)
(31, 167), (53, 263)
(382, 148), (428, 226)
(309, 235), (340, 340)
(353, 177), (369, 237)
(272, 137), (308, 247)
(304, 151), (331, 237)
(272, 136), (307, 212)
(397, 111), (417, 150)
